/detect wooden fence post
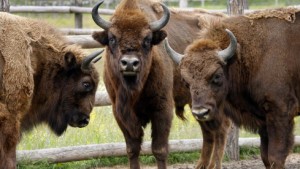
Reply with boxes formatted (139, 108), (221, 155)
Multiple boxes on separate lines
(225, 0), (246, 161)
(0, 0), (10, 12)
(179, 0), (188, 8)
(74, 0), (83, 28)
(227, 0), (246, 15)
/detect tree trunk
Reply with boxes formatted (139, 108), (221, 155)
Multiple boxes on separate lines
(225, 123), (240, 160)
(225, 0), (246, 161)
(74, 0), (83, 28)
(227, 0), (245, 15)
(179, 0), (188, 8)
(0, 0), (10, 12)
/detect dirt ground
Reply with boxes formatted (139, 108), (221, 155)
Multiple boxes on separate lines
(95, 153), (300, 169)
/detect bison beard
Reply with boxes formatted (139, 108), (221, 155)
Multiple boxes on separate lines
(116, 88), (142, 138)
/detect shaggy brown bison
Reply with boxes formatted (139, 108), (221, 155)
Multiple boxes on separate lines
(92, 0), (173, 168)
(158, 7), (231, 169)
(165, 7), (300, 169)
(0, 13), (102, 168)
(92, 0), (230, 168)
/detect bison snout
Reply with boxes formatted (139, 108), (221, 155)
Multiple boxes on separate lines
(69, 114), (90, 128)
(192, 108), (210, 121)
(120, 56), (140, 76)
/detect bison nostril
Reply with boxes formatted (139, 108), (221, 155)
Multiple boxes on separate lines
(82, 117), (89, 123)
(133, 60), (139, 67)
(78, 117), (90, 127)
(121, 60), (127, 66)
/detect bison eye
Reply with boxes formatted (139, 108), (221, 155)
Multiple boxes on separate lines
(211, 73), (223, 86)
(143, 37), (152, 49)
(82, 82), (92, 91)
(109, 37), (116, 46)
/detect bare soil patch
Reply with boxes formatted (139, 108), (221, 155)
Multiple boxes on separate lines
(94, 153), (300, 169)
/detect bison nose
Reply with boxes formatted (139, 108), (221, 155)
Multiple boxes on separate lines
(192, 108), (210, 121)
(73, 114), (90, 128)
(120, 57), (140, 72)
(78, 116), (90, 128)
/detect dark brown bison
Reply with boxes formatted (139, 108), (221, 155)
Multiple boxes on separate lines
(165, 7), (300, 169)
(0, 13), (102, 168)
(92, 0), (230, 168)
(92, 0), (173, 168)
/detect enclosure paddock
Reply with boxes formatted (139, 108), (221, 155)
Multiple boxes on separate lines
(10, 5), (300, 164)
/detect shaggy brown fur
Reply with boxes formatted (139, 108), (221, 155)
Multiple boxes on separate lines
(0, 13), (99, 168)
(178, 8), (300, 169)
(245, 7), (300, 23)
(92, 0), (230, 168)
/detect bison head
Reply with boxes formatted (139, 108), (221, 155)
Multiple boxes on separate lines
(23, 49), (103, 136)
(50, 49), (103, 135)
(91, 0), (169, 90)
(164, 29), (237, 121)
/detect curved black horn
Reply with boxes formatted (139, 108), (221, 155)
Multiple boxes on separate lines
(92, 0), (112, 30)
(164, 38), (184, 64)
(217, 29), (237, 62)
(149, 3), (170, 31)
(81, 49), (104, 72)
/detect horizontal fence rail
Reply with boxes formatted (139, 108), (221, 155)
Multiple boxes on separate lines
(60, 28), (99, 35)
(66, 35), (103, 48)
(11, 5), (300, 15)
(16, 136), (300, 163)
(10, 6), (114, 14)
(95, 91), (111, 106)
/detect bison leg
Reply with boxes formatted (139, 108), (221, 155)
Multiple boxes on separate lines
(258, 126), (271, 168)
(266, 115), (294, 169)
(0, 104), (20, 169)
(196, 122), (215, 169)
(114, 115), (143, 169)
(125, 136), (142, 169)
(122, 130), (143, 169)
(151, 113), (172, 169)
(209, 118), (231, 169)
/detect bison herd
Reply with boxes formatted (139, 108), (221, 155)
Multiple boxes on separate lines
(0, 0), (300, 169)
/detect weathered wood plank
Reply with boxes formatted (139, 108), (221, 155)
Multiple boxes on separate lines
(66, 35), (104, 48)
(16, 137), (300, 163)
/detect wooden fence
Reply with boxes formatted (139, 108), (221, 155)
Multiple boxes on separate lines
(9, 5), (254, 28)
(17, 136), (300, 163)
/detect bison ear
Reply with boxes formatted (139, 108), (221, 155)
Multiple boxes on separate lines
(92, 31), (108, 45)
(152, 30), (167, 45)
(64, 52), (77, 70)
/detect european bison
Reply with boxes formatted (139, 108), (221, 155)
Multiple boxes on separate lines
(92, 0), (231, 168)
(92, 0), (173, 168)
(158, 7), (231, 168)
(0, 13), (102, 168)
(165, 7), (300, 169)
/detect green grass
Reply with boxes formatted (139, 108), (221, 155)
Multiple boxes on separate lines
(18, 105), (201, 150)
(17, 104), (300, 168)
